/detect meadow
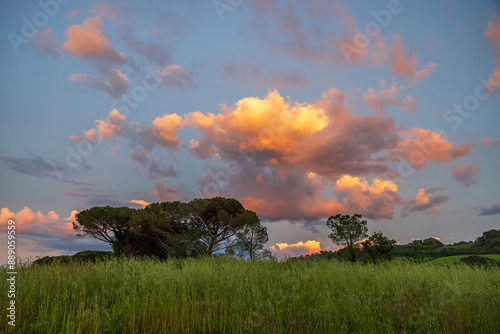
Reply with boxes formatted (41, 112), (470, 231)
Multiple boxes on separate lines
(1, 257), (499, 333)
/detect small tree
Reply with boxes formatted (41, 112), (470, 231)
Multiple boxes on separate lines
(326, 214), (368, 262)
(361, 231), (396, 263)
(230, 211), (269, 259)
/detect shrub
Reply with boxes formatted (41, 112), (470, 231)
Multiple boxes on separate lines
(459, 255), (497, 267)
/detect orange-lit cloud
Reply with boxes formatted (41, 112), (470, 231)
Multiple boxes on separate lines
(269, 240), (322, 257)
(188, 90), (329, 157)
(70, 88), (471, 220)
(335, 175), (401, 220)
(62, 15), (125, 63)
(403, 187), (449, 217)
(129, 200), (150, 208)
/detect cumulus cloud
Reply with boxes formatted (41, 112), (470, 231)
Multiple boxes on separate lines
(451, 161), (481, 188)
(269, 240), (322, 258)
(403, 187), (450, 217)
(0, 207), (112, 262)
(0, 207), (76, 237)
(334, 175), (401, 220)
(62, 15), (125, 63)
(69, 68), (129, 98)
(71, 88), (471, 220)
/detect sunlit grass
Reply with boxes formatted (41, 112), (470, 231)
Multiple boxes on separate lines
(1, 257), (499, 333)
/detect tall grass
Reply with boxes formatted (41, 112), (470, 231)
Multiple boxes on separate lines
(1, 257), (499, 333)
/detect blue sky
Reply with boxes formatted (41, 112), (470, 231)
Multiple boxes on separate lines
(1, 0), (499, 261)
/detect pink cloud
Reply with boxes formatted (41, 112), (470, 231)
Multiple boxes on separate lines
(362, 80), (417, 115)
(0, 207), (77, 237)
(62, 15), (125, 63)
(148, 179), (180, 202)
(390, 128), (471, 168)
(387, 35), (418, 77)
(483, 137), (500, 148)
(484, 15), (500, 92)
(451, 161), (481, 188)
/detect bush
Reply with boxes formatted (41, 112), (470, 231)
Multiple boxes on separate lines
(459, 256), (497, 267)
(32, 250), (114, 266)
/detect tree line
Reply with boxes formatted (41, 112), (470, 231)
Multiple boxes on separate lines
(66, 196), (500, 264)
(73, 198), (396, 263)
(73, 197), (270, 260)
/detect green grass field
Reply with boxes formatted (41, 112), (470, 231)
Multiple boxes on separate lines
(427, 254), (500, 265)
(1, 257), (499, 333)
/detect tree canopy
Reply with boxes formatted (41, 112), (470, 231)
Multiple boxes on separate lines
(361, 231), (396, 263)
(73, 206), (136, 254)
(73, 197), (268, 260)
(326, 214), (368, 262)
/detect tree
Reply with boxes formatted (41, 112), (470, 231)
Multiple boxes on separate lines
(127, 202), (202, 259)
(326, 214), (368, 262)
(230, 211), (269, 259)
(361, 231), (396, 263)
(73, 206), (136, 255)
(186, 197), (250, 255)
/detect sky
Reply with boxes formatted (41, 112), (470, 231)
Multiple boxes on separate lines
(1, 0), (499, 262)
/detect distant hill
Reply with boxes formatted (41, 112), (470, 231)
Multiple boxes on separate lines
(296, 229), (500, 262)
